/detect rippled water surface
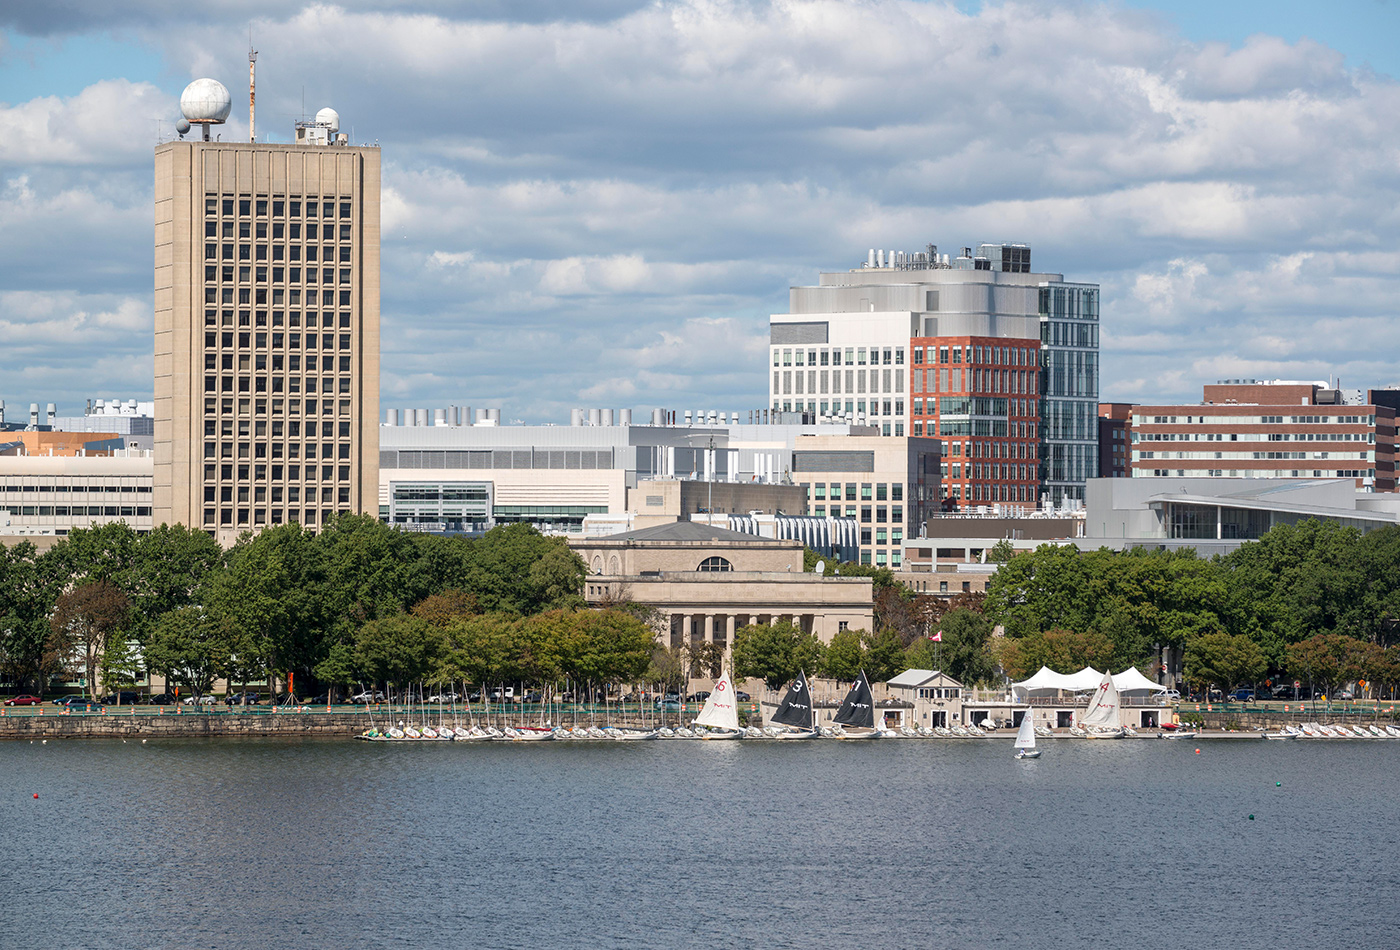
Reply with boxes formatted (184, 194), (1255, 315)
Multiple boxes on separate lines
(3, 736), (1398, 949)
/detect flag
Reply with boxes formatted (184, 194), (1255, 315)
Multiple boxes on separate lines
(928, 632), (942, 642)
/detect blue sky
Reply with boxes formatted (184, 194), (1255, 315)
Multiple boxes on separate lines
(3, 1), (1400, 422)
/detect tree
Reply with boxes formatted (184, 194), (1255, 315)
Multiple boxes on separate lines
(1185, 631), (1267, 697)
(645, 644), (687, 694)
(1286, 634), (1369, 701)
(47, 580), (132, 701)
(354, 614), (447, 690)
(821, 630), (865, 681)
(999, 627), (1116, 680)
(988, 539), (1015, 564)
(862, 628), (907, 683)
(145, 607), (237, 700)
(685, 640), (725, 680)
(732, 622), (827, 691)
(934, 609), (997, 687)
(410, 589), (479, 627)
(0, 541), (65, 693)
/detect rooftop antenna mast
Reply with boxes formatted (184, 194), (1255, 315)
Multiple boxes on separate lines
(248, 32), (258, 143)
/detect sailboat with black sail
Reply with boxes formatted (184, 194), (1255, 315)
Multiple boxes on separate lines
(831, 669), (882, 739)
(768, 669), (820, 739)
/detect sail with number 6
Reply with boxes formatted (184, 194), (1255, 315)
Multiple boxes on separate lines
(693, 672), (740, 732)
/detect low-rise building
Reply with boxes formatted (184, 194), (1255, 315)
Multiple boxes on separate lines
(572, 522), (874, 650)
(0, 453), (156, 548)
(1131, 380), (1395, 490)
(885, 668), (966, 728)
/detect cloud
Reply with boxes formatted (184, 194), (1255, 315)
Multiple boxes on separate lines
(3, 0), (1400, 421)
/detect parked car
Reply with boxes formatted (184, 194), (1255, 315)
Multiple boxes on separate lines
(181, 695), (218, 705)
(349, 689), (385, 704)
(54, 695), (88, 707)
(60, 697), (103, 711)
(656, 700), (682, 712)
(1163, 690), (1181, 701)
(1338, 689), (1355, 700)
(1229, 688), (1255, 703)
(147, 693), (175, 705)
(736, 691), (751, 703)
(304, 693), (331, 706)
(226, 692), (263, 706)
(4, 694), (44, 706)
(686, 691), (711, 703)
(102, 691), (143, 706)
(426, 692), (461, 704)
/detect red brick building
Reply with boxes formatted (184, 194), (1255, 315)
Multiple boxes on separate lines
(1130, 381), (1395, 491)
(910, 336), (1041, 506)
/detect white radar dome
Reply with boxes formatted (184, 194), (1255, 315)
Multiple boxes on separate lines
(180, 78), (232, 123)
(315, 107), (340, 133)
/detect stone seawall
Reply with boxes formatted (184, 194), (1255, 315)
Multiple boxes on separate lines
(0, 709), (693, 740)
(0, 712), (373, 740)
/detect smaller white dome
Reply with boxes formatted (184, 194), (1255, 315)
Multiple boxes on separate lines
(315, 107), (340, 133)
(180, 78), (231, 123)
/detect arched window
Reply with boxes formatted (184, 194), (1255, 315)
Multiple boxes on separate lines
(698, 556), (733, 572)
(591, 556), (604, 574)
(608, 555), (620, 574)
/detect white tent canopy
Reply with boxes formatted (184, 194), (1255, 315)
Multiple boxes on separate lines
(1012, 665), (1166, 698)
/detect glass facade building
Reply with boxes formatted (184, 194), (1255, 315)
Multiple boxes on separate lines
(1039, 282), (1100, 504)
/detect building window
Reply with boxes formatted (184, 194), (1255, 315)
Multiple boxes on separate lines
(697, 556), (733, 572)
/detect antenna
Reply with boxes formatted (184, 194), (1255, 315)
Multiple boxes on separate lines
(248, 31), (257, 143)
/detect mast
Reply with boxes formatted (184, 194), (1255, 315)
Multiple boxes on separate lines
(248, 37), (257, 143)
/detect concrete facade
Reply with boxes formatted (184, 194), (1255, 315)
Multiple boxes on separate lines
(572, 523), (874, 648)
(0, 454), (155, 545)
(154, 138), (380, 545)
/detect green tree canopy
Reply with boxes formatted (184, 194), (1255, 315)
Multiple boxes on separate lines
(733, 621), (827, 691)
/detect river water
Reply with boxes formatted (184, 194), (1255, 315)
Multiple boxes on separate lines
(2, 737), (1396, 949)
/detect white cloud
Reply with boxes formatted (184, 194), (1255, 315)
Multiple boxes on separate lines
(4, 1), (1400, 419)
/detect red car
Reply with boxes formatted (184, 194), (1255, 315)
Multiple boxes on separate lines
(3, 694), (44, 706)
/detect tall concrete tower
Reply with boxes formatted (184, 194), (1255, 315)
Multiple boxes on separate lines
(154, 79), (380, 544)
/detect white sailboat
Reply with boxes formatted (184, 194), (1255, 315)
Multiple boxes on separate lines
(1078, 670), (1126, 738)
(1014, 710), (1041, 758)
(692, 672), (744, 739)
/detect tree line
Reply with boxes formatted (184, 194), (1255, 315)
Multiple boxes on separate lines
(982, 519), (1400, 699)
(0, 517), (643, 700)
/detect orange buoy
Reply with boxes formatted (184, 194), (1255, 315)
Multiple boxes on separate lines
(1194, 748), (1201, 754)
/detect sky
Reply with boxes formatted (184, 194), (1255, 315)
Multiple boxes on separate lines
(2, 0), (1399, 423)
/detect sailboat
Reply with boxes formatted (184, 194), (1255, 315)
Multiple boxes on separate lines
(692, 671), (744, 739)
(1014, 710), (1041, 758)
(1079, 670), (1126, 738)
(767, 670), (820, 739)
(830, 670), (882, 739)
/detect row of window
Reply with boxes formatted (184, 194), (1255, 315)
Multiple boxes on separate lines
(1136, 414), (1376, 426)
(205, 485), (347, 504)
(774, 346), (904, 367)
(946, 483), (1038, 503)
(203, 329), (351, 350)
(202, 463), (349, 483)
(205, 507), (349, 527)
(206, 419), (351, 438)
(1137, 431), (1375, 444)
(1143, 469), (1377, 479)
(809, 482), (905, 501)
(205, 245), (352, 268)
(2, 506), (150, 517)
(204, 377), (353, 397)
(806, 504), (904, 524)
(1137, 451), (1371, 461)
(206, 196), (352, 219)
(0, 485), (151, 494)
(914, 343), (1036, 366)
(203, 397), (351, 418)
(203, 441), (353, 461)
(914, 367), (1039, 397)
(776, 369), (904, 399)
(205, 220), (350, 242)
(204, 309), (345, 331)
(942, 462), (1037, 482)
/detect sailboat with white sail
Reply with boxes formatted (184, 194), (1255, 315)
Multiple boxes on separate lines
(1079, 670), (1126, 738)
(692, 671), (744, 739)
(1014, 710), (1040, 758)
(830, 670), (882, 739)
(766, 669), (820, 739)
